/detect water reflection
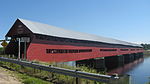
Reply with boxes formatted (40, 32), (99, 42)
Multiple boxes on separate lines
(126, 56), (150, 84)
(66, 54), (149, 84)
(108, 56), (150, 84)
(108, 58), (144, 74)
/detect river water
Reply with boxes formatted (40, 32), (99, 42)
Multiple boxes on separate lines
(66, 55), (150, 84)
(108, 56), (150, 84)
(126, 56), (150, 84)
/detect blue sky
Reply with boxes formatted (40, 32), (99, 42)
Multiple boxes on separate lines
(0, 0), (150, 44)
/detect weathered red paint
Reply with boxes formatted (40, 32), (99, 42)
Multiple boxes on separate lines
(27, 43), (143, 62)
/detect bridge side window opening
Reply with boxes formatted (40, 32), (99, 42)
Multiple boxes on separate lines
(137, 48), (143, 51)
(131, 49), (135, 51)
(46, 49), (92, 54)
(100, 49), (117, 51)
(120, 49), (129, 51)
(140, 48), (143, 50)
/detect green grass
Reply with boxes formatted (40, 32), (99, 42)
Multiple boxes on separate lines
(0, 58), (105, 84)
(0, 62), (52, 84)
(18, 73), (52, 84)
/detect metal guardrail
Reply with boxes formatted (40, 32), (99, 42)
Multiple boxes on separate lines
(0, 57), (119, 83)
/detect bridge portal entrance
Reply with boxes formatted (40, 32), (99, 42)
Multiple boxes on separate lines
(5, 37), (30, 60)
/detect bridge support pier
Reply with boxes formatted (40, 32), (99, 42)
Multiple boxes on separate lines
(137, 52), (143, 59)
(139, 52), (144, 58)
(76, 52), (144, 72)
(129, 53), (135, 62)
(94, 57), (106, 71)
(123, 52), (143, 64)
(76, 57), (106, 71)
(105, 55), (124, 70)
(123, 54), (131, 64)
(132, 52), (143, 60)
(133, 53), (138, 60)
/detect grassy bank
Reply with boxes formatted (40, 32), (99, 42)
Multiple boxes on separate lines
(4, 67), (52, 84)
(0, 58), (105, 84)
(19, 74), (52, 84)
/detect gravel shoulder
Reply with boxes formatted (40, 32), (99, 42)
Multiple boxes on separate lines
(0, 67), (22, 84)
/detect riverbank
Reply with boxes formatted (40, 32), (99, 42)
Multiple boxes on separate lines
(144, 50), (150, 56)
(0, 66), (53, 84)
(0, 58), (104, 84)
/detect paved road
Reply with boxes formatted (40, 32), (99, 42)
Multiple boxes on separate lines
(0, 67), (21, 84)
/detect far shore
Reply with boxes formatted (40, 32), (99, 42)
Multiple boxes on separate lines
(144, 50), (150, 56)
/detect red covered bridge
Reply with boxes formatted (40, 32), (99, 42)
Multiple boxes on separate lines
(5, 19), (143, 62)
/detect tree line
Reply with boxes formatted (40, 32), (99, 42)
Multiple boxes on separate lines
(141, 44), (150, 50)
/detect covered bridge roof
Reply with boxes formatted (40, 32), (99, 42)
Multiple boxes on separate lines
(7, 18), (142, 47)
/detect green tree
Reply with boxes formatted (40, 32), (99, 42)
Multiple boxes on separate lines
(0, 47), (4, 54)
(141, 44), (150, 50)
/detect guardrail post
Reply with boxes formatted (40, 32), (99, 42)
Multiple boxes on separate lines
(76, 77), (79, 84)
(75, 69), (81, 84)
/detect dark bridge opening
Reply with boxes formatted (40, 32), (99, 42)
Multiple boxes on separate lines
(5, 36), (30, 59)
